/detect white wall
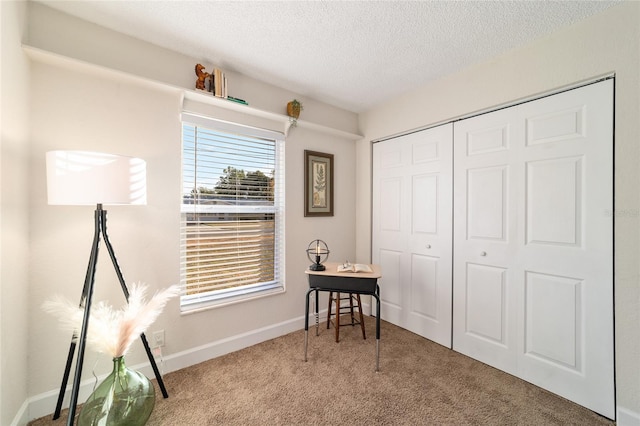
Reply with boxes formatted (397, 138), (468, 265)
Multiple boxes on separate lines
(356, 1), (640, 421)
(22, 1), (358, 422)
(0, 1), (31, 424)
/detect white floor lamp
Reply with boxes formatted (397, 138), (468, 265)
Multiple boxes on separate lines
(46, 151), (168, 425)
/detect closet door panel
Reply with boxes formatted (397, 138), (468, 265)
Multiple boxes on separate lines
(526, 157), (582, 246)
(410, 254), (438, 320)
(524, 271), (582, 369)
(453, 80), (614, 419)
(465, 263), (507, 345)
(373, 123), (453, 347)
(377, 248), (403, 324)
(466, 166), (508, 241)
(453, 105), (522, 374)
(517, 81), (614, 418)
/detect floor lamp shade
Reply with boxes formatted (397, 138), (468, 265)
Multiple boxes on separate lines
(46, 150), (147, 205)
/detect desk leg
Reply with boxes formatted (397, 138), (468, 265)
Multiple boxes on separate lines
(373, 292), (381, 372)
(335, 292), (340, 343)
(304, 288), (313, 362)
(315, 289), (319, 336)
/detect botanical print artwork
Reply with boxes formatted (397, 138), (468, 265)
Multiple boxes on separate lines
(312, 160), (327, 208)
(304, 150), (333, 217)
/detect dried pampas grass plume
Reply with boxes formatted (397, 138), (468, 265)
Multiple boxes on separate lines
(42, 283), (180, 358)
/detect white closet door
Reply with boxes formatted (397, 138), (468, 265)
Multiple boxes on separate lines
(452, 105), (522, 374)
(373, 123), (453, 347)
(453, 80), (614, 418)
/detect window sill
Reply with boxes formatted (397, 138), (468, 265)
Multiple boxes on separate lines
(180, 285), (285, 315)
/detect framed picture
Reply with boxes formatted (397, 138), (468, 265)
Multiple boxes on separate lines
(304, 150), (334, 217)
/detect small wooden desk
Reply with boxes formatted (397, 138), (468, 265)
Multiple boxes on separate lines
(304, 262), (382, 371)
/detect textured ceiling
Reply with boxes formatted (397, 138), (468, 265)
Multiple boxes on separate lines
(36, 1), (618, 113)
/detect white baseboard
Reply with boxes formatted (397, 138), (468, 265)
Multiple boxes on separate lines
(618, 406), (640, 426)
(10, 399), (29, 426)
(18, 302), (372, 424)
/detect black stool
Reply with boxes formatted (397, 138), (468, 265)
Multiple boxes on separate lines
(326, 292), (366, 342)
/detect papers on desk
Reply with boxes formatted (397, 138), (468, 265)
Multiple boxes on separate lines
(337, 262), (373, 273)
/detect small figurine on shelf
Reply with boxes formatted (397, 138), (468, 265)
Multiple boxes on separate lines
(195, 64), (210, 91)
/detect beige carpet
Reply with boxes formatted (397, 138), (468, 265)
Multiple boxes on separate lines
(31, 316), (613, 425)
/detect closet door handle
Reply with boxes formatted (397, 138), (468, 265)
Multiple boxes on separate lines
(426, 244), (431, 249)
(480, 251), (487, 256)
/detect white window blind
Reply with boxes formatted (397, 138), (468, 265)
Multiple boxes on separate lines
(180, 112), (285, 311)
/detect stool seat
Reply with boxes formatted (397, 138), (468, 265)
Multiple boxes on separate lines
(326, 292), (366, 342)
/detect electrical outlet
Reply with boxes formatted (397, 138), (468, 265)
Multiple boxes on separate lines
(152, 330), (165, 348)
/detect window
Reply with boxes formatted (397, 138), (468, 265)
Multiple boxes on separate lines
(180, 113), (285, 312)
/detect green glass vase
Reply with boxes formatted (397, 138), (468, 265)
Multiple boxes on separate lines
(78, 356), (155, 426)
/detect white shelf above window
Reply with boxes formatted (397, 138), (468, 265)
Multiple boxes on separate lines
(182, 90), (362, 139)
(22, 44), (362, 141)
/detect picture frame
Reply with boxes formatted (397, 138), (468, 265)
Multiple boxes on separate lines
(304, 150), (334, 217)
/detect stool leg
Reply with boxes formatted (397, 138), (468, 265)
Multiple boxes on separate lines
(349, 293), (355, 326)
(356, 294), (366, 340)
(335, 292), (340, 342)
(327, 291), (333, 330)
